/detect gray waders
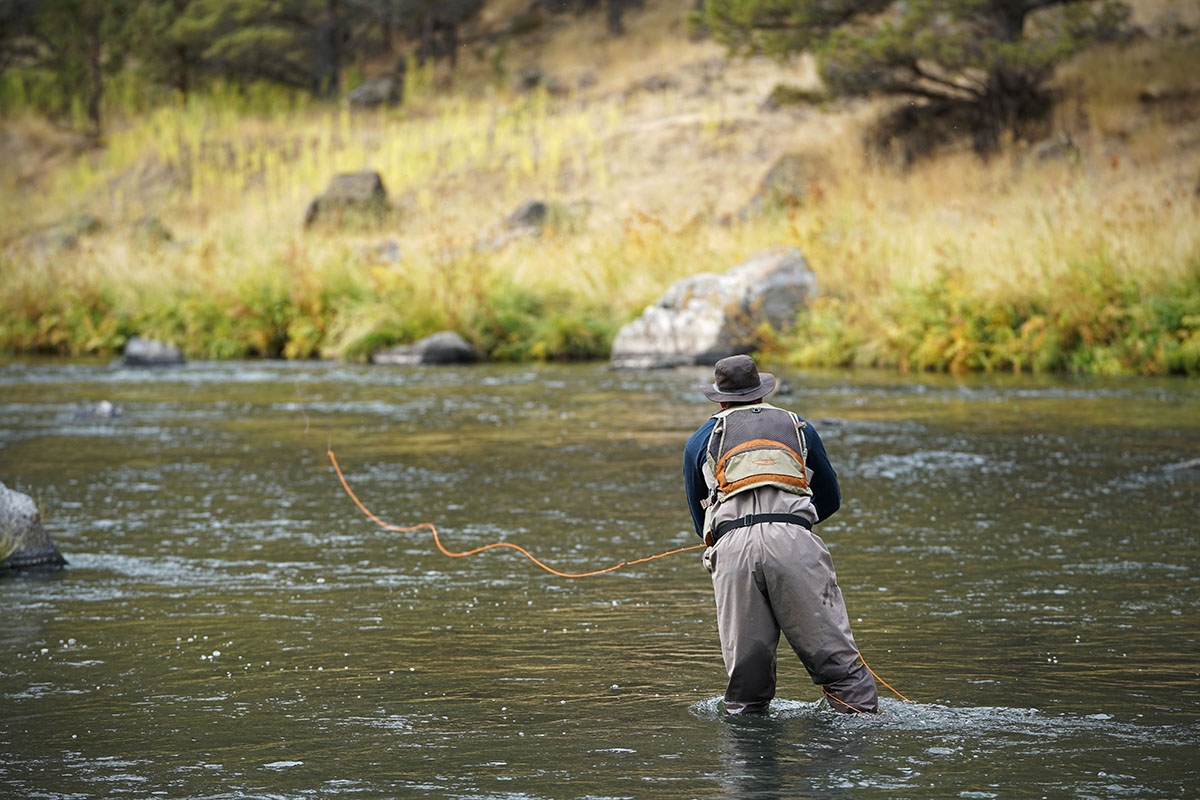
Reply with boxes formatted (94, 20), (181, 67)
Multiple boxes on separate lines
(707, 520), (878, 714)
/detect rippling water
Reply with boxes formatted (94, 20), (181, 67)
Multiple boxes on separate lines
(1, 360), (1197, 798)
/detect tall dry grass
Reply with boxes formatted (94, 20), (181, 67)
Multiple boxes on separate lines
(0, 7), (1197, 373)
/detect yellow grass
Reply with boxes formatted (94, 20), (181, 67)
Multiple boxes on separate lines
(0, 1), (1197, 372)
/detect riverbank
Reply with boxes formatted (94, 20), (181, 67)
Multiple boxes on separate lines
(1, 4), (1198, 375)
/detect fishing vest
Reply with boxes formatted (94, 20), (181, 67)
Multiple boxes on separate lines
(702, 403), (811, 544)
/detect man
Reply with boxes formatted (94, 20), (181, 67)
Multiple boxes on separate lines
(683, 354), (878, 715)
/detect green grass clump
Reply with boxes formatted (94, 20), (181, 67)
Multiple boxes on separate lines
(787, 256), (1200, 376)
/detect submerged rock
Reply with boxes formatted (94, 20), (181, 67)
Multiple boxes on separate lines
(0, 482), (66, 570)
(610, 246), (817, 369)
(122, 336), (185, 367)
(371, 331), (478, 366)
(74, 400), (124, 420)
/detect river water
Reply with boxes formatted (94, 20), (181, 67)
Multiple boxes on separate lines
(1, 360), (1197, 799)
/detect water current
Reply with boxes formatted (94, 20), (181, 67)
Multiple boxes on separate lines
(1, 360), (1197, 799)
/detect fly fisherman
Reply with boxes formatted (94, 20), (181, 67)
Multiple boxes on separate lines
(683, 355), (878, 715)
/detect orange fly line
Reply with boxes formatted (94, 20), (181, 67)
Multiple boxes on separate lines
(328, 449), (704, 578)
(328, 449), (917, 707)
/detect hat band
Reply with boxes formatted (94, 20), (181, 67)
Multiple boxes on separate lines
(712, 381), (762, 396)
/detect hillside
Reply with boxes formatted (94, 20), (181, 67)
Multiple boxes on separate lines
(1, 0), (1198, 373)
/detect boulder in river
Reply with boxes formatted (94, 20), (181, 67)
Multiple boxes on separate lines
(122, 336), (185, 367)
(303, 171), (391, 229)
(610, 246), (817, 369)
(0, 482), (66, 571)
(371, 331), (478, 366)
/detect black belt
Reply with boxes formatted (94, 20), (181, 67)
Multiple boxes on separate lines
(713, 513), (812, 543)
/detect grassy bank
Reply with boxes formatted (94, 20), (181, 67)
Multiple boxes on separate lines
(1, 7), (1198, 375)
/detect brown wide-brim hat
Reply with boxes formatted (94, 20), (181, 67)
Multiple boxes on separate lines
(702, 354), (777, 403)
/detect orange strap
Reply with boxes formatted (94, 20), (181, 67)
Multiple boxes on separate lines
(328, 449), (704, 578)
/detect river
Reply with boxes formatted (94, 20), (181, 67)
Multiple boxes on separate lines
(1, 360), (1197, 799)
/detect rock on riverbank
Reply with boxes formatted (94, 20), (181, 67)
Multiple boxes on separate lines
(610, 246), (818, 369)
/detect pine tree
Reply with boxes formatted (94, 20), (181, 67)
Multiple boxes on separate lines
(699, 0), (1129, 152)
(2, 0), (137, 136)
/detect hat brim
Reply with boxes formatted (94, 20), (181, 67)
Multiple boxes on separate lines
(702, 372), (776, 403)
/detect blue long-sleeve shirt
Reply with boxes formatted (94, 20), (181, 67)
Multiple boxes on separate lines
(683, 411), (841, 539)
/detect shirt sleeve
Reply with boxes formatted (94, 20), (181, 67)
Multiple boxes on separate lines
(802, 420), (841, 523)
(683, 419), (715, 539)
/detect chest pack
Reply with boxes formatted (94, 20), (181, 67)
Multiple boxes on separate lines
(701, 403), (811, 543)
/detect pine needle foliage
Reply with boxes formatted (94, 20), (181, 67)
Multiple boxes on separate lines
(699, 0), (1131, 150)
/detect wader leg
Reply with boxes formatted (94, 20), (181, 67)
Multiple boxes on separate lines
(710, 530), (779, 714)
(759, 524), (879, 714)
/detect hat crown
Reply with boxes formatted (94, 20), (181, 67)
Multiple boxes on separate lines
(713, 355), (762, 395)
(703, 355), (776, 402)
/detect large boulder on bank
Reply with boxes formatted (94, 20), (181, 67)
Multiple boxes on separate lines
(0, 482), (66, 570)
(303, 171), (391, 228)
(610, 247), (817, 369)
(122, 336), (185, 366)
(371, 331), (478, 366)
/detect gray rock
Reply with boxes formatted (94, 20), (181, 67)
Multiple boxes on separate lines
(1167, 457), (1200, 471)
(130, 215), (173, 244)
(348, 75), (402, 108)
(516, 66), (545, 92)
(475, 200), (561, 251)
(0, 482), (66, 570)
(505, 200), (548, 230)
(1029, 133), (1079, 163)
(514, 66), (567, 96)
(31, 213), (104, 250)
(610, 246), (818, 369)
(371, 331), (478, 366)
(354, 239), (402, 264)
(74, 400), (124, 420)
(640, 74), (679, 93)
(759, 83), (826, 111)
(1149, 11), (1190, 38)
(303, 171), (391, 229)
(736, 153), (828, 220)
(122, 336), (185, 367)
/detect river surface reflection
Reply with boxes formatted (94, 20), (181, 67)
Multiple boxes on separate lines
(1, 360), (1197, 798)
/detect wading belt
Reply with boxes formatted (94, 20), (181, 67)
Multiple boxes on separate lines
(712, 513), (812, 544)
